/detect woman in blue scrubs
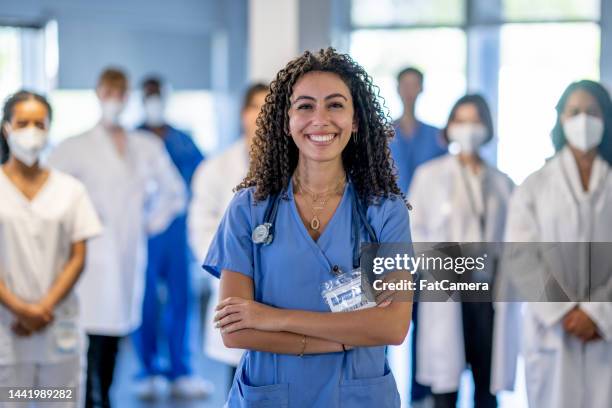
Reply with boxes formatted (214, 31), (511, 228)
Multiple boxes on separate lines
(203, 48), (413, 408)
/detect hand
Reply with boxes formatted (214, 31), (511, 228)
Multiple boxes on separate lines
(11, 320), (33, 337)
(215, 297), (283, 334)
(562, 308), (600, 342)
(375, 271), (411, 308)
(15, 303), (54, 332)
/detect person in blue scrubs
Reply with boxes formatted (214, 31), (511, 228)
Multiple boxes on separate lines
(389, 67), (446, 408)
(133, 76), (210, 399)
(391, 67), (446, 192)
(202, 48), (413, 408)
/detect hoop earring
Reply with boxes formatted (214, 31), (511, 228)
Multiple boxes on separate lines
(352, 131), (358, 143)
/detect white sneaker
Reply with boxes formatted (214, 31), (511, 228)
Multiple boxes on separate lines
(170, 376), (214, 399)
(135, 375), (168, 400)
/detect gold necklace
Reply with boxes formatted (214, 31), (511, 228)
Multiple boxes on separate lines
(293, 173), (346, 231)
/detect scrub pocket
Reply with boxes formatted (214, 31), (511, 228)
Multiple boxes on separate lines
(228, 368), (289, 408)
(339, 369), (400, 408)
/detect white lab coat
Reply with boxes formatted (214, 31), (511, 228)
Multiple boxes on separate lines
(408, 153), (514, 393)
(0, 169), (102, 364)
(503, 146), (612, 408)
(188, 139), (248, 366)
(47, 124), (186, 336)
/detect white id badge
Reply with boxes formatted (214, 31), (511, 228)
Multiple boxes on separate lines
(321, 268), (376, 313)
(54, 320), (79, 354)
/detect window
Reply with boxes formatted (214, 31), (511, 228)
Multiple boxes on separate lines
(349, 0), (603, 184)
(497, 23), (600, 183)
(352, 0), (464, 26)
(48, 90), (217, 154)
(350, 28), (466, 126)
(0, 27), (23, 104)
(503, 0), (600, 21)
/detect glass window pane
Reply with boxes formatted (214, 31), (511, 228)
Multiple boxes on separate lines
(351, 0), (465, 26)
(48, 90), (217, 154)
(503, 0), (600, 21)
(0, 27), (22, 104)
(350, 28), (466, 127)
(497, 23), (600, 184)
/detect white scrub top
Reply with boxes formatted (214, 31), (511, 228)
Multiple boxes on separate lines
(188, 139), (248, 366)
(0, 169), (102, 364)
(48, 124), (186, 336)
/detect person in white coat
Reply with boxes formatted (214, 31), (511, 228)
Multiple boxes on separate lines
(188, 83), (268, 388)
(503, 79), (612, 408)
(0, 91), (102, 407)
(409, 94), (514, 408)
(48, 68), (186, 408)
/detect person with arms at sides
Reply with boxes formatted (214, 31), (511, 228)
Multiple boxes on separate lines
(48, 68), (186, 408)
(0, 91), (102, 407)
(188, 83), (268, 390)
(503, 80), (612, 408)
(390, 66), (447, 408)
(133, 75), (210, 400)
(202, 48), (413, 408)
(409, 95), (514, 408)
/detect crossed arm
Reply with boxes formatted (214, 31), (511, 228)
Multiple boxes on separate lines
(215, 270), (412, 355)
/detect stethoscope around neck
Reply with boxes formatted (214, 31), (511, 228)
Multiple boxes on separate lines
(251, 182), (379, 270)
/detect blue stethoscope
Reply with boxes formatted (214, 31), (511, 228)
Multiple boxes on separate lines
(251, 182), (378, 270)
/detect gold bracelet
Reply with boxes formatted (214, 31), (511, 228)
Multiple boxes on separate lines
(298, 335), (307, 357)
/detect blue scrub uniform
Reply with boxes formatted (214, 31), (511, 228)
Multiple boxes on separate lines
(203, 181), (411, 408)
(390, 120), (446, 193)
(134, 125), (204, 379)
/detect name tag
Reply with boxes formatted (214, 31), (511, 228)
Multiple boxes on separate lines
(321, 268), (376, 313)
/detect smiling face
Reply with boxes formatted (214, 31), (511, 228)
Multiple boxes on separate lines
(288, 71), (356, 164)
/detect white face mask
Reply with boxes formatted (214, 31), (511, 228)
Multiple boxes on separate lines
(100, 99), (125, 126)
(562, 113), (604, 152)
(447, 123), (488, 153)
(143, 96), (165, 127)
(6, 126), (49, 167)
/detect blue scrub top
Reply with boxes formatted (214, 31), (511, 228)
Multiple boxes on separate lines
(390, 120), (446, 193)
(138, 124), (204, 193)
(203, 180), (412, 408)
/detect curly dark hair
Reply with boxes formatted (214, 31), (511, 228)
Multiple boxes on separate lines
(237, 47), (401, 204)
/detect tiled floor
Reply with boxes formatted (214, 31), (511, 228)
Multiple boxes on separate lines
(109, 282), (232, 408)
(111, 337), (231, 408)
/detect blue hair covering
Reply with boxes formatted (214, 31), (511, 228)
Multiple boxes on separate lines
(551, 80), (612, 165)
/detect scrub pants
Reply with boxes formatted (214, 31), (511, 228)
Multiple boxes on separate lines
(133, 215), (191, 380)
(0, 356), (80, 408)
(432, 302), (497, 408)
(85, 335), (120, 408)
(410, 301), (432, 403)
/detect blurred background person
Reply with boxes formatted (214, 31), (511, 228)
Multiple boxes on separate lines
(503, 80), (612, 408)
(132, 75), (210, 400)
(409, 94), (514, 408)
(390, 66), (447, 408)
(48, 68), (186, 408)
(188, 82), (268, 390)
(0, 91), (101, 407)
(390, 67), (447, 192)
